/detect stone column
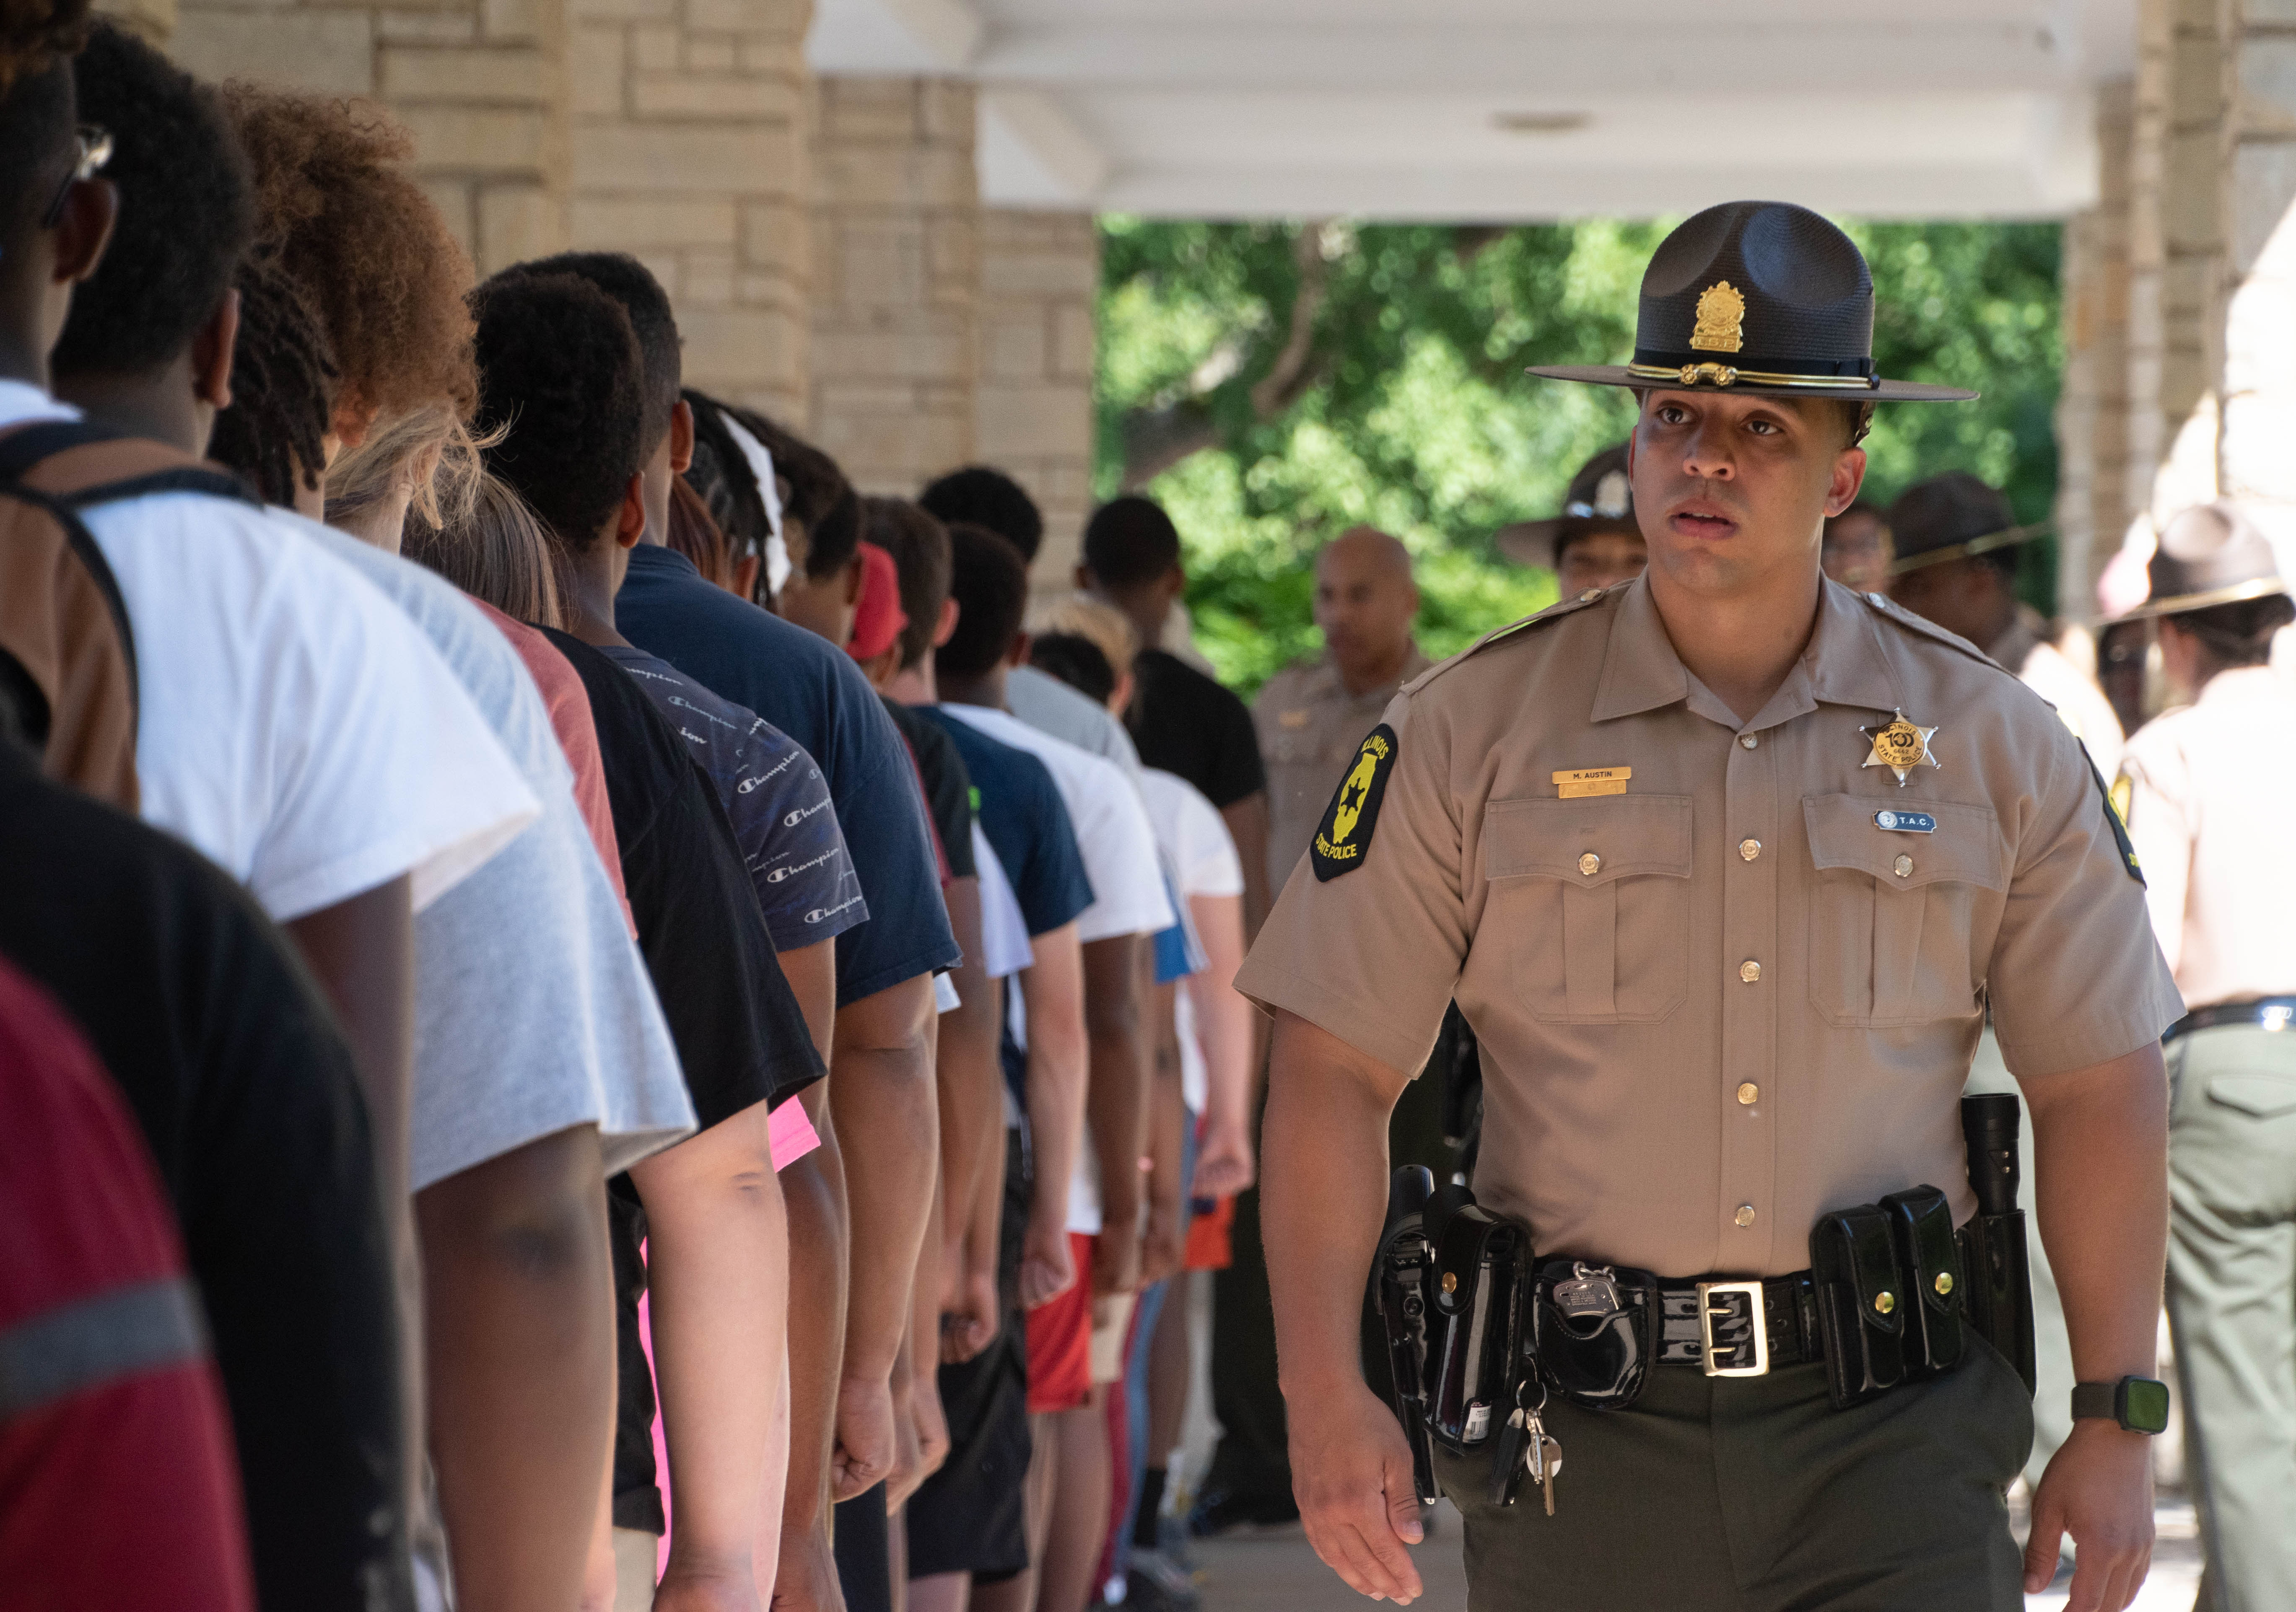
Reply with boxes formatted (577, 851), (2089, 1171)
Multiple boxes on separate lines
(2218, 0), (2296, 546)
(807, 77), (978, 490)
(170, 0), (571, 279)
(2055, 81), (2138, 616)
(976, 208), (1099, 588)
(566, 0), (814, 419)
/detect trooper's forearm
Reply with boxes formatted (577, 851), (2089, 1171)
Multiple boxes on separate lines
(2023, 1042), (2169, 1384)
(1262, 1009), (1407, 1399)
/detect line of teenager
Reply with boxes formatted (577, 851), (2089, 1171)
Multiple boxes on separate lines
(0, 10), (1273, 1612)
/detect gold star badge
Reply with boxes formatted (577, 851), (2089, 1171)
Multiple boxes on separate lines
(1861, 710), (1940, 786)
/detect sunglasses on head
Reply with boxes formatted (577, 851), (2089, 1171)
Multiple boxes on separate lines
(39, 125), (113, 231)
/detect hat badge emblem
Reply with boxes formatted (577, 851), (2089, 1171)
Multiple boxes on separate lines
(1691, 281), (1746, 353)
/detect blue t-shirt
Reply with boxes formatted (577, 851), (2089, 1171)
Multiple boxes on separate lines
(596, 645), (866, 953)
(919, 706), (1092, 938)
(615, 544), (958, 1003)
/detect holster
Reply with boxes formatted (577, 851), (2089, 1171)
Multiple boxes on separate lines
(1425, 1203), (1531, 1454)
(1372, 1167), (1440, 1504)
(1530, 1260), (1659, 1411)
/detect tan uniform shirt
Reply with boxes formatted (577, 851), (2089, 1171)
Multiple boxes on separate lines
(1988, 605), (2125, 781)
(2118, 666), (2296, 1009)
(1237, 576), (2179, 1278)
(1254, 646), (1432, 884)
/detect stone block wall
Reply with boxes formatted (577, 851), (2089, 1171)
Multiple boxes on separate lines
(977, 208), (1100, 587)
(808, 76), (978, 492)
(2055, 82), (2137, 614)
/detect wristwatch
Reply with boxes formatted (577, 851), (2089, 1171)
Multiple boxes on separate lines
(2071, 1376), (2170, 1434)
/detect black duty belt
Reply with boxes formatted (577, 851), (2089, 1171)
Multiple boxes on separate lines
(1657, 1273), (1824, 1374)
(2166, 998), (2296, 1042)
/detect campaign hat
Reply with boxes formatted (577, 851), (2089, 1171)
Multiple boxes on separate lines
(1886, 472), (2048, 577)
(1494, 442), (1639, 569)
(2117, 502), (2288, 621)
(1527, 201), (1977, 404)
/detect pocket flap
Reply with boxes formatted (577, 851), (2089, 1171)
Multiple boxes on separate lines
(1803, 793), (2006, 892)
(2206, 1074), (2296, 1119)
(1484, 793), (1692, 886)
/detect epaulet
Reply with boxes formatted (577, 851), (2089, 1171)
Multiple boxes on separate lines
(1854, 587), (2014, 676)
(1401, 584), (1616, 697)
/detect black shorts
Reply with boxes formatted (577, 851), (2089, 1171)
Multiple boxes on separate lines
(905, 1128), (1033, 1581)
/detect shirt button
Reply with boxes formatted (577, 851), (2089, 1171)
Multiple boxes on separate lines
(1738, 838), (1761, 861)
(1577, 851), (1601, 876)
(1735, 1204), (1757, 1228)
(1736, 1082), (1759, 1105)
(1739, 733), (1759, 750)
(1739, 959), (1762, 984)
(1893, 853), (1914, 878)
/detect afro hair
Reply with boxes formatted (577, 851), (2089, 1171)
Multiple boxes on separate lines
(49, 21), (252, 380)
(525, 250), (681, 451)
(0, 0), (86, 93)
(225, 81), (475, 428)
(471, 268), (646, 548)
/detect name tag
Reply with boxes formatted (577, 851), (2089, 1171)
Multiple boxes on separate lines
(1874, 809), (1935, 833)
(1554, 766), (1629, 799)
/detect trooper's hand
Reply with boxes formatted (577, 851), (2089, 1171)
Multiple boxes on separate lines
(1289, 1377), (1426, 1604)
(2026, 1420), (2154, 1612)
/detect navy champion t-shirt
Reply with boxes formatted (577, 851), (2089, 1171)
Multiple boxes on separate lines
(616, 544), (958, 1004)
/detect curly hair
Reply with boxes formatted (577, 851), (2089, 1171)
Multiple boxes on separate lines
(208, 250), (338, 506)
(527, 251), (681, 451)
(0, 0), (87, 95)
(223, 81), (475, 430)
(471, 268), (645, 548)
(920, 465), (1044, 564)
(49, 21), (252, 379)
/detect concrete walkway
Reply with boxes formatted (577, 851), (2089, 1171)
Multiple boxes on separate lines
(1190, 1500), (2203, 1612)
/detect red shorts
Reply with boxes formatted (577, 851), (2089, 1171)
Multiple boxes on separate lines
(1184, 1195), (1235, 1271)
(1025, 1232), (1095, 1414)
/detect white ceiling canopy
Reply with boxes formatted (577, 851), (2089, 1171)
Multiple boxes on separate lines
(807, 0), (2137, 220)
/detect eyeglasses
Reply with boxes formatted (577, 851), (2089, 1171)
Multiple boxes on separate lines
(39, 125), (112, 230)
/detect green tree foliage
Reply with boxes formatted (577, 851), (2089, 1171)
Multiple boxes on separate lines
(1096, 217), (2062, 695)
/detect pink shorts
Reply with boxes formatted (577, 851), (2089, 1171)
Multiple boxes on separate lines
(768, 1099), (820, 1171)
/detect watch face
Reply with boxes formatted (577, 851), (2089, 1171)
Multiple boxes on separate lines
(2122, 1377), (2171, 1435)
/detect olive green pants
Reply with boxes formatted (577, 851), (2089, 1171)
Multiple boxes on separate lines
(1434, 1337), (2031, 1611)
(2164, 1021), (2296, 1612)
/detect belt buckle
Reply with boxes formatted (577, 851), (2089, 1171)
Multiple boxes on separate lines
(1696, 1280), (1769, 1377)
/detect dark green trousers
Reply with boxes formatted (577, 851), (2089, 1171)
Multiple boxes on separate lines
(1433, 1336), (2031, 1610)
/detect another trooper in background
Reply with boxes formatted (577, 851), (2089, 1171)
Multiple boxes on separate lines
(1886, 472), (2125, 779)
(1820, 500), (1893, 593)
(2114, 503), (2296, 1612)
(1495, 443), (1650, 599)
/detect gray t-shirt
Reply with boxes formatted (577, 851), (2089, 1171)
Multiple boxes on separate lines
(296, 517), (696, 1189)
(1008, 664), (1144, 785)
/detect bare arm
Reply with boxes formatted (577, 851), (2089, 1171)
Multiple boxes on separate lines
(1081, 933), (1150, 1298)
(1219, 790), (1272, 946)
(827, 974), (939, 1501)
(285, 873), (415, 1213)
(2018, 1042), (2169, 1612)
(1019, 923), (1087, 1309)
(773, 1082), (847, 1612)
(779, 938), (837, 1070)
(1142, 979), (1188, 1289)
(630, 1101), (789, 1612)
(417, 1123), (616, 1612)
(1183, 889), (1256, 1198)
(935, 879), (1002, 1293)
(1262, 1009), (1425, 1604)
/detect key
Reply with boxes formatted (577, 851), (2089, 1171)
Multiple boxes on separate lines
(1535, 1433), (1563, 1516)
(1488, 1407), (1531, 1507)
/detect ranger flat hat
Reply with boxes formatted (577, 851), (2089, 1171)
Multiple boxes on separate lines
(1494, 441), (1637, 569)
(2117, 501), (2289, 621)
(1886, 472), (2049, 577)
(1527, 200), (1977, 404)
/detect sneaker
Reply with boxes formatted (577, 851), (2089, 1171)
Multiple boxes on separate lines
(1187, 1488), (1301, 1537)
(1126, 1552), (1201, 1612)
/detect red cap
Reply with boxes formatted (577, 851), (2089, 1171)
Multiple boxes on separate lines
(846, 541), (909, 663)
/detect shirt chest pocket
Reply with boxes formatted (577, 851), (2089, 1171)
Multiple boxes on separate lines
(1803, 793), (2006, 1027)
(1482, 794), (1693, 1023)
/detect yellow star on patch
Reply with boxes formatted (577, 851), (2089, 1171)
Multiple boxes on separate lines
(1861, 710), (1941, 786)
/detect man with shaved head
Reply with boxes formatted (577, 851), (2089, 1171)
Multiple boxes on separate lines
(1196, 528), (1427, 1537)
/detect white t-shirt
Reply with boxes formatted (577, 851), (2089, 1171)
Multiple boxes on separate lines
(299, 519), (697, 1186)
(973, 821), (1035, 982)
(0, 384), (537, 921)
(944, 701), (1173, 1234)
(1141, 770), (1245, 1113)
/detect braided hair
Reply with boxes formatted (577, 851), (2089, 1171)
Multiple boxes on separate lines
(0, 0), (88, 94)
(207, 251), (339, 507)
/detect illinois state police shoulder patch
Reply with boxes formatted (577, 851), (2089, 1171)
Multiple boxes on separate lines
(1312, 724), (1397, 881)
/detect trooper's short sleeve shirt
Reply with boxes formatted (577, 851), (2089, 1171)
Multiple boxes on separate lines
(1235, 575), (2182, 1278)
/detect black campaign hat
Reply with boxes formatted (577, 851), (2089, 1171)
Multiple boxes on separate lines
(1886, 472), (2049, 577)
(1494, 442), (1638, 569)
(1527, 201), (1977, 404)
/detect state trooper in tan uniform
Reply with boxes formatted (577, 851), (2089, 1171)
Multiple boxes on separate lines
(2112, 504), (2296, 1612)
(1253, 527), (1432, 879)
(1238, 203), (2183, 1612)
